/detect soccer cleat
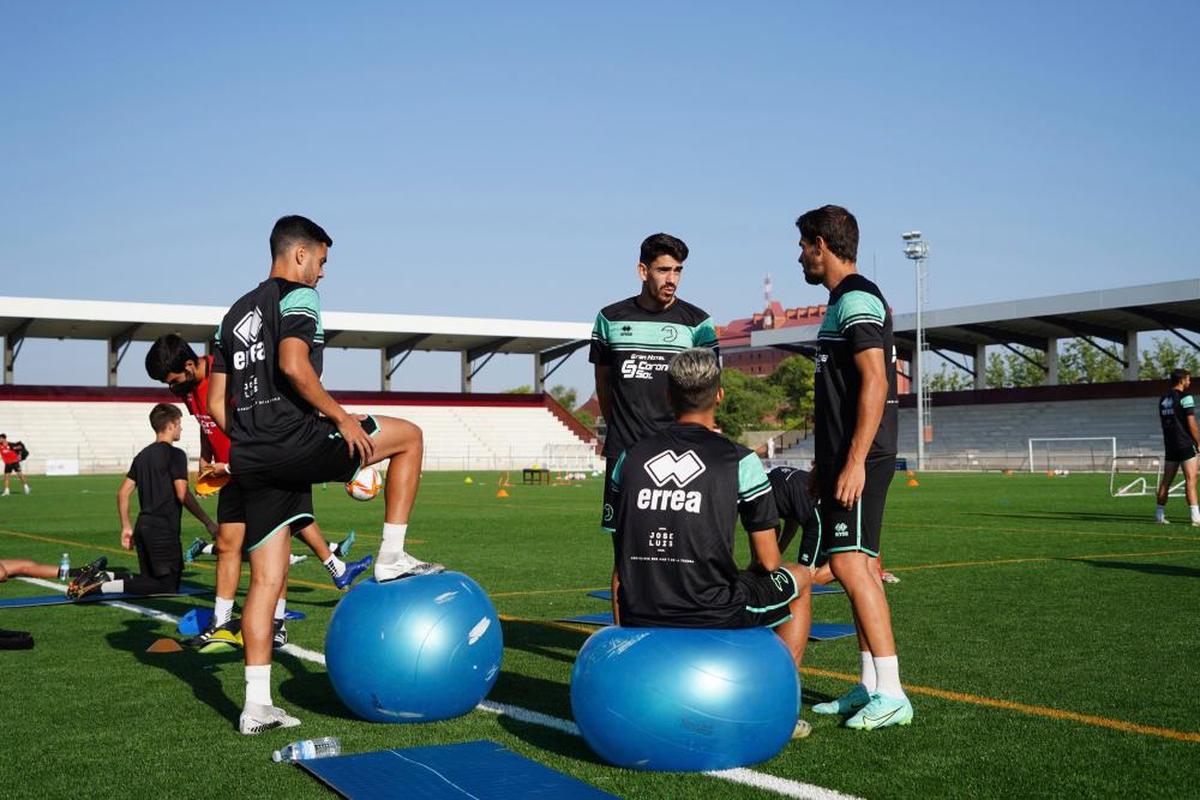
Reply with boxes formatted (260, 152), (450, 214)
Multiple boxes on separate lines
(812, 683), (872, 716)
(881, 571), (901, 584)
(844, 693), (914, 730)
(184, 538), (207, 563)
(288, 553), (308, 566)
(195, 620), (243, 653)
(791, 718), (812, 739)
(66, 556), (109, 600)
(1154, 518), (1170, 525)
(23, 484), (30, 495)
(374, 552), (445, 583)
(334, 530), (356, 557)
(272, 620), (288, 649)
(333, 554), (373, 591)
(238, 702), (301, 735)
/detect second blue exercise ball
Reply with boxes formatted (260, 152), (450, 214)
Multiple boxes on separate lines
(325, 572), (503, 722)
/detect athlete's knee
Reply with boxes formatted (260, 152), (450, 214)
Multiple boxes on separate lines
(0, 563), (8, 582)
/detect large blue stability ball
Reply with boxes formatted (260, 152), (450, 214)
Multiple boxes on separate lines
(325, 572), (503, 722)
(570, 626), (799, 771)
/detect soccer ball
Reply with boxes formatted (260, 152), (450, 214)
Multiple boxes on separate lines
(345, 467), (382, 501)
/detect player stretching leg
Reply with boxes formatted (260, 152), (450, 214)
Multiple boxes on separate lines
(1155, 368), (1200, 526)
(796, 205), (912, 730)
(209, 216), (441, 733)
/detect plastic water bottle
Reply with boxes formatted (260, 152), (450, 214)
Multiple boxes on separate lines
(272, 736), (341, 763)
(57, 554), (70, 581)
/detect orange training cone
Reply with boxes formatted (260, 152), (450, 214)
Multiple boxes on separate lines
(496, 488), (509, 498)
(906, 478), (919, 487)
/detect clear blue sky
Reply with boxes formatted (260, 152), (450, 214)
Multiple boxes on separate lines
(2, 1), (1196, 396)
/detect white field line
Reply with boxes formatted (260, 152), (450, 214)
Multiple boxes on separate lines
(16, 577), (863, 800)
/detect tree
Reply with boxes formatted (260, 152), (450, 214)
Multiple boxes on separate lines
(549, 384), (578, 410)
(984, 347), (1045, 388)
(1140, 337), (1200, 380)
(927, 363), (971, 392)
(1058, 339), (1123, 384)
(766, 355), (815, 431)
(716, 367), (783, 438)
(504, 385), (532, 394)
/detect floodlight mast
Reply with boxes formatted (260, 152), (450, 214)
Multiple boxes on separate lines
(901, 231), (930, 471)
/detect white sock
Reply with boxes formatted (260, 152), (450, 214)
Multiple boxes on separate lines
(245, 664), (272, 707)
(101, 579), (124, 594)
(859, 651), (877, 693)
(323, 555), (346, 578)
(329, 541), (340, 555)
(873, 655), (905, 698)
(381, 523), (407, 554)
(201, 543), (216, 556)
(214, 596), (235, 626)
(1190, 504), (1200, 523)
(274, 599), (287, 621)
(1155, 505), (1166, 522)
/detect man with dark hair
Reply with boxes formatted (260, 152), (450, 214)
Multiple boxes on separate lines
(0, 434), (31, 496)
(796, 204), (912, 730)
(603, 347), (813, 736)
(144, 335), (370, 651)
(1155, 368), (1199, 525)
(591, 233), (719, 530)
(209, 214), (442, 734)
(68, 404), (218, 599)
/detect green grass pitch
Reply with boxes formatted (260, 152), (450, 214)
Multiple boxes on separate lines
(1, 471), (1197, 799)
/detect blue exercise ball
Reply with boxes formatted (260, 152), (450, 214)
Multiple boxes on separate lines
(570, 626), (799, 771)
(325, 572), (503, 722)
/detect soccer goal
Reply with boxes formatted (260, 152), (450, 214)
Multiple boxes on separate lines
(1027, 437), (1116, 474)
(1109, 455), (1186, 498)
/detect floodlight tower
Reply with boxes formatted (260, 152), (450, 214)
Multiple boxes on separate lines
(902, 231), (930, 471)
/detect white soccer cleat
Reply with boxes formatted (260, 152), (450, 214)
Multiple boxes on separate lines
(374, 552), (445, 582)
(288, 554), (308, 566)
(23, 485), (30, 495)
(238, 702), (301, 735)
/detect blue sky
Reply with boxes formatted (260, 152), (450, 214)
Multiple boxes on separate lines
(2, 1), (1196, 396)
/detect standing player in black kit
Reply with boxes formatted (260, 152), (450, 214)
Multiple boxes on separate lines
(1155, 368), (1199, 526)
(209, 215), (442, 734)
(797, 205), (912, 730)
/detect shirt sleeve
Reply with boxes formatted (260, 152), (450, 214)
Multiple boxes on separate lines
(588, 311), (611, 365)
(170, 449), (188, 482)
(279, 287), (323, 350)
(210, 324), (227, 374)
(838, 290), (887, 353)
(601, 450), (626, 533)
(126, 453), (138, 482)
(692, 316), (720, 359)
(1182, 394), (1196, 415)
(737, 452), (778, 532)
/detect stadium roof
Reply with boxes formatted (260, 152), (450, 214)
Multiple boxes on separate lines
(0, 296), (593, 390)
(752, 278), (1200, 356)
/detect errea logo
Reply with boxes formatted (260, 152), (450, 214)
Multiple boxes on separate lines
(638, 449), (705, 514)
(834, 521), (850, 538)
(233, 308), (263, 347)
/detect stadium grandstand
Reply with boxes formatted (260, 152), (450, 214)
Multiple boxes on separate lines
(0, 297), (600, 475)
(750, 278), (1200, 472)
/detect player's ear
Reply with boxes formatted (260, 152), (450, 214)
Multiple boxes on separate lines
(714, 386), (725, 407)
(293, 243), (307, 267)
(637, 261), (648, 282)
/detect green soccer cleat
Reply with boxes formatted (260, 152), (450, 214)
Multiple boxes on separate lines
(844, 693), (914, 730)
(335, 530), (356, 557)
(812, 683), (871, 716)
(184, 538), (207, 563)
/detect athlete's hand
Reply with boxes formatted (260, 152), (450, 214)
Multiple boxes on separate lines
(835, 461), (866, 510)
(206, 462), (229, 477)
(120, 528), (133, 550)
(337, 414), (375, 465)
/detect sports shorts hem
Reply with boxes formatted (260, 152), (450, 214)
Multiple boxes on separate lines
(825, 545), (881, 557)
(1165, 446), (1199, 464)
(735, 568), (798, 628)
(246, 512), (314, 553)
(346, 414), (382, 484)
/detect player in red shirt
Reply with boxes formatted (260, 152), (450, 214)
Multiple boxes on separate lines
(146, 335), (370, 649)
(0, 434), (31, 496)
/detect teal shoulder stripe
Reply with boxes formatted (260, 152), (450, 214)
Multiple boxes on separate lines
(835, 290), (885, 332)
(591, 312), (609, 344)
(1183, 395), (1196, 409)
(737, 452), (768, 496)
(280, 287), (321, 317)
(691, 317), (719, 348)
(611, 451), (626, 487)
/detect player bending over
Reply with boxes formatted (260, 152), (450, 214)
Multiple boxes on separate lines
(1155, 368), (1199, 526)
(209, 215), (442, 734)
(0, 434), (31, 495)
(603, 348), (814, 738)
(68, 404), (217, 599)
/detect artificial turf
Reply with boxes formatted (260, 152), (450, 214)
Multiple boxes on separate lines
(0, 471), (1197, 799)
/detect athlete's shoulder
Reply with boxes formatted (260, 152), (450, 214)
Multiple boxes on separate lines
(669, 297), (713, 326)
(597, 296), (642, 321)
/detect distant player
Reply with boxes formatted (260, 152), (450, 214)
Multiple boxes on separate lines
(209, 215), (440, 734)
(797, 205), (912, 730)
(590, 233), (719, 531)
(0, 434), (31, 495)
(604, 348), (813, 737)
(68, 404), (218, 599)
(1155, 368), (1199, 526)
(144, 335), (371, 651)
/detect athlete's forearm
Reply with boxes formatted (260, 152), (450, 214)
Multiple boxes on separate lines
(749, 529), (782, 572)
(594, 365), (613, 428)
(848, 349), (887, 465)
(1189, 416), (1199, 448)
(610, 569), (621, 625)
(280, 343), (351, 424)
(116, 480), (135, 532)
(182, 489), (214, 529)
(207, 373), (228, 433)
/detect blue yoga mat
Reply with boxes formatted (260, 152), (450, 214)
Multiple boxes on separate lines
(0, 584), (211, 609)
(557, 613), (857, 641)
(298, 740), (617, 799)
(587, 583), (842, 602)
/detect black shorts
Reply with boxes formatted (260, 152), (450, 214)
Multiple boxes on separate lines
(237, 415), (381, 553)
(133, 518), (183, 579)
(816, 456), (895, 558)
(1165, 444), (1199, 464)
(733, 568), (799, 629)
(216, 478), (246, 525)
(794, 509), (828, 571)
(4, 462), (20, 474)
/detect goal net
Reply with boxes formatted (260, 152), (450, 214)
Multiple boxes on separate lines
(1109, 455), (1186, 498)
(1027, 437), (1116, 474)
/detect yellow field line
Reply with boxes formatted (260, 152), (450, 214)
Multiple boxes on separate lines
(889, 521), (1199, 542)
(801, 666), (1200, 744)
(889, 547), (1200, 573)
(497, 613), (598, 636)
(491, 586), (609, 598)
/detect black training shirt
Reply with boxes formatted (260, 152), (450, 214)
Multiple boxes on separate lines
(127, 441), (188, 531)
(1160, 389), (1197, 452)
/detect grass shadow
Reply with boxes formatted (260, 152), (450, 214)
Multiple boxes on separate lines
(1065, 559), (1200, 579)
(275, 650), (359, 721)
(501, 618), (589, 666)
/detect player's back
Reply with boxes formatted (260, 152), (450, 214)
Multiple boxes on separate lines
(1160, 388), (1196, 451)
(128, 442), (186, 531)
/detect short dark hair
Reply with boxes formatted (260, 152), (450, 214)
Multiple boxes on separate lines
(668, 349), (721, 414)
(1171, 368), (1191, 385)
(270, 215), (333, 260)
(149, 403), (182, 433)
(796, 205), (858, 263)
(639, 233), (688, 266)
(145, 335), (199, 382)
